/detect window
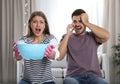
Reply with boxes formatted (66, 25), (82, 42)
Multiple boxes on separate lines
(35, 0), (104, 54)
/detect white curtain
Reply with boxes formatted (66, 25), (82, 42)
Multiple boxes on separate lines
(103, 0), (120, 84)
(1, 0), (24, 83)
(1, 0), (35, 83)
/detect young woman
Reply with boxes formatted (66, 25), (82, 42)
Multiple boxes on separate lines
(13, 11), (57, 84)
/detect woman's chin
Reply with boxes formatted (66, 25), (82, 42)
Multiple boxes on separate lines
(33, 32), (42, 36)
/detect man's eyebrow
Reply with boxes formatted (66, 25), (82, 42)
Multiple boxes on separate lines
(73, 20), (76, 21)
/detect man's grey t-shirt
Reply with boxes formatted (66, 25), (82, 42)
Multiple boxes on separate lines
(62, 32), (102, 77)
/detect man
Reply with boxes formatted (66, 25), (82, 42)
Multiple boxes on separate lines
(57, 9), (109, 84)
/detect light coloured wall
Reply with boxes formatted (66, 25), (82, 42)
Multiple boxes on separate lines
(35, 0), (104, 43)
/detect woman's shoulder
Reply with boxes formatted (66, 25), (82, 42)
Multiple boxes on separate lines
(46, 34), (56, 39)
(43, 34), (57, 44)
(19, 36), (32, 43)
(19, 36), (27, 39)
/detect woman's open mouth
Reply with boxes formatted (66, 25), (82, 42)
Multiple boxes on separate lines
(35, 28), (41, 34)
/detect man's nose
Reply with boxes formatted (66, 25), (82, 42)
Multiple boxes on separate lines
(75, 22), (79, 27)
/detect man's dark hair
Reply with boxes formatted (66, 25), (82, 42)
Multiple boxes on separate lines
(71, 9), (86, 18)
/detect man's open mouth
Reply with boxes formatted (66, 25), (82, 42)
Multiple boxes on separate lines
(75, 27), (82, 30)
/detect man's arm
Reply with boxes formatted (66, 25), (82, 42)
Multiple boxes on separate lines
(57, 35), (68, 61)
(81, 13), (110, 43)
(57, 24), (74, 61)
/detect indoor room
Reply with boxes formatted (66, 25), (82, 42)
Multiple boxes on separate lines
(0, 0), (120, 84)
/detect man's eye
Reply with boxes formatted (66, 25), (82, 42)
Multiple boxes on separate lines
(73, 21), (77, 23)
(79, 20), (82, 23)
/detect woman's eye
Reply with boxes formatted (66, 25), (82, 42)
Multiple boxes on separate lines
(40, 21), (44, 23)
(32, 21), (37, 23)
(32, 21), (45, 24)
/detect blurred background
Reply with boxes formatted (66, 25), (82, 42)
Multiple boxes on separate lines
(0, 0), (120, 84)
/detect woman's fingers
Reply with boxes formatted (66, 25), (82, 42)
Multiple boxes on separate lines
(45, 45), (55, 57)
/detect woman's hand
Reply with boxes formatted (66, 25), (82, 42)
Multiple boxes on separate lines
(45, 45), (56, 60)
(13, 42), (22, 60)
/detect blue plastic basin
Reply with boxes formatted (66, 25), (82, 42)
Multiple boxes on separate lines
(17, 44), (49, 60)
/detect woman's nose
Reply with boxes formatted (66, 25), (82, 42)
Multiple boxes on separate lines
(36, 22), (40, 27)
